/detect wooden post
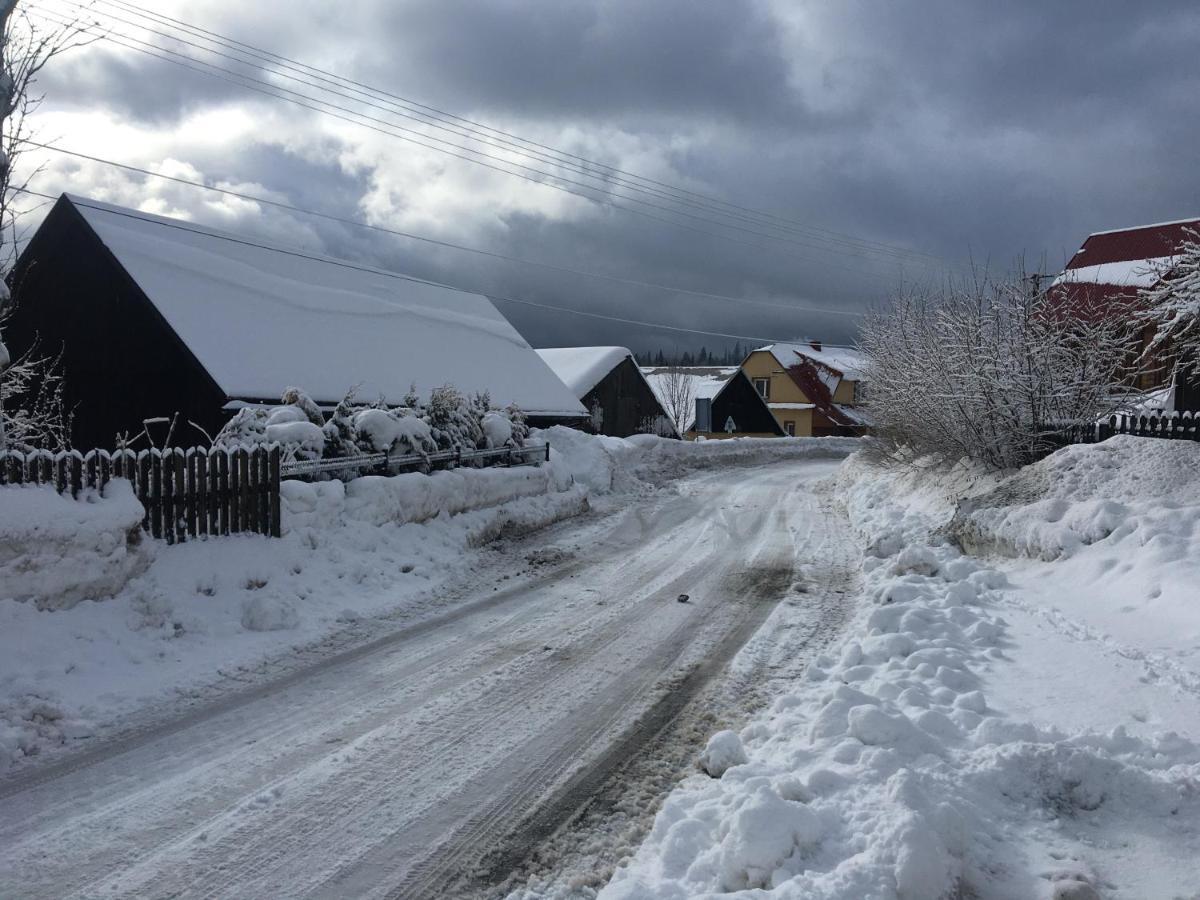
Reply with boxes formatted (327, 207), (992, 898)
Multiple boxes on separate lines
(268, 445), (281, 538)
(84, 450), (99, 491)
(238, 449), (251, 533)
(172, 450), (186, 542)
(68, 451), (83, 499)
(195, 451), (208, 537)
(227, 449), (239, 535)
(37, 450), (52, 485)
(136, 452), (150, 532)
(160, 450), (174, 544)
(98, 450), (111, 492)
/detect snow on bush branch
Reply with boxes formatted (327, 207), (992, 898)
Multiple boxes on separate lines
(859, 271), (1140, 470)
(212, 385), (528, 473)
(1140, 227), (1200, 380)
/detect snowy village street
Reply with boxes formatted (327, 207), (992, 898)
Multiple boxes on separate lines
(0, 459), (856, 899)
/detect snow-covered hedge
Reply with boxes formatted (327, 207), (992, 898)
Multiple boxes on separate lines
(213, 385), (528, 476)
(0, 480), (152, 611)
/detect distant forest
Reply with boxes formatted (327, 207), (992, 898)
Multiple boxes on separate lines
(633, 343), (749, 367)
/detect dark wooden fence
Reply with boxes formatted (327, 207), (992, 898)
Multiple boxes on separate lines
(0, 445), (282, 542)
(1052, 411), (1200, 448)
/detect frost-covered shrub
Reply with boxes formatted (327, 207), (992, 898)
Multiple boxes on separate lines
(860, 272), (1140, 470)
(213, 385), (528, 476)
(352, 407), (436, 455)
(213, 389), (325, 461)
(426, 385), (485, 452)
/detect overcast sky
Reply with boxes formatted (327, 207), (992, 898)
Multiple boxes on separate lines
(18, 0), (1200, 353)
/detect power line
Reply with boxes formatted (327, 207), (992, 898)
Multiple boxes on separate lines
(13, 188), (861, 348)
(86, 0), (950, 268)
(22, 139), (866, 319)
(32, 1), (952, 278)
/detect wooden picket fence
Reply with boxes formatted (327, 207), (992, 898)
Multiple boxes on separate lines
(1051, 411), (1200, 449)
(0, 445), (282, 542)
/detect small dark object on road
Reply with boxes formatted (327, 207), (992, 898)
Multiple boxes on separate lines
(677, 594), (689, 603)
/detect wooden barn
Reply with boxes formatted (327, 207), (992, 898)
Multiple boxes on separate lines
(641, 365), (784, 439)
(1048, 217), (1200, 412)
(535, 346), (677, 437)
(4, 194), (587, 449)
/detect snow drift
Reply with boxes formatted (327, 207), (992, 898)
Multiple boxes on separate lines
(0, 480), (151, 611)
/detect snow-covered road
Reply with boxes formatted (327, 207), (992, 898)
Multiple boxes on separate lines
(0, 460), (854, 899)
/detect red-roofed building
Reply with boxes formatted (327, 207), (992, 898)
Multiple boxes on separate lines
(1048, 217), (1200, 411)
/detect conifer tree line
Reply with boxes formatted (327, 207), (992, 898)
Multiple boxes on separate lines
(632, 342), (748, 367)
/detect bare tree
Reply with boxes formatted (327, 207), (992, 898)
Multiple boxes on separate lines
(1139, 227), (1200, 383)
(0, 4), (91, 449)
(859, 269), (1142, 470)
(657, 366), (697, 436)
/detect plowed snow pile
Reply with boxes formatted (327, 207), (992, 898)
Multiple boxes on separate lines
(601, 439), (1200, 900)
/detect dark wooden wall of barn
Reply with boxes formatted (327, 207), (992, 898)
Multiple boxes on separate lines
(5, 200), (229, 450)
(1178, 369), (1200, 413)
(712, 372), (783, 435)
(580, 357), (671, 437)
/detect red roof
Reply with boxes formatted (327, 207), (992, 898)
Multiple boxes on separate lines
(1066, 218), (1200, 269)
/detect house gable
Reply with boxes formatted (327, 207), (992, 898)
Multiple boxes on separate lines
(6, 196), (228, 448)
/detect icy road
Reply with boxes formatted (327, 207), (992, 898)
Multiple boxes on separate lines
(0, 460), (855, 899)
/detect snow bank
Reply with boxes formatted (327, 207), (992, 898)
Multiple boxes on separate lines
(535, 426), (860, 494)
(602, 450), (1200, 899)
(950, 435), (1200, 560)
(0, 480), (151, 611)
(281, 460), (574, 530)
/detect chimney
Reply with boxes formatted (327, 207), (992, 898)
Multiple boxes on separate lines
(808, 339), (822, 352)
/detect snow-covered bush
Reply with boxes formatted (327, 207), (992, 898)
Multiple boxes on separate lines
(1140, 227), (1200, 381)
(213, 389), (325, 462)
(426, 385), (485, 452)
(212, 385), (530, 477)
(859, 272), (1139, 470)
(351, 407), (435, 455)
(0, 330), (70, 451)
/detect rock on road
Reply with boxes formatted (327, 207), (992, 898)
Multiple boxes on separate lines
(0, 459), (856, 899)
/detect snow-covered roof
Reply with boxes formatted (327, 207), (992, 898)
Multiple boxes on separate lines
(65, 194), (587, 418)
(640, 366), (740, 430)
(756, 342), (868, 383)
(1051, 256), (1174, 288)
(768, 402), (815, 411)
(535, 346), (634, 397)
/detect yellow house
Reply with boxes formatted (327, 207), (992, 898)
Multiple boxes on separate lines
(740, 341), (869, 437)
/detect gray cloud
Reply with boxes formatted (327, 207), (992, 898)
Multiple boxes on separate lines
(19, 0), (1200, 355)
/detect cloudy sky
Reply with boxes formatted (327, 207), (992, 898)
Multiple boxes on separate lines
(16, 0), (1200, 353)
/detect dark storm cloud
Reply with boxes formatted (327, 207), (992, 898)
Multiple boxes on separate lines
(28, 0), (1200, 353)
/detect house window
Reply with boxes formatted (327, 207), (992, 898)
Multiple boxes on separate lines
(784, 420), (795, 436)
(753, 377), (770, 399)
